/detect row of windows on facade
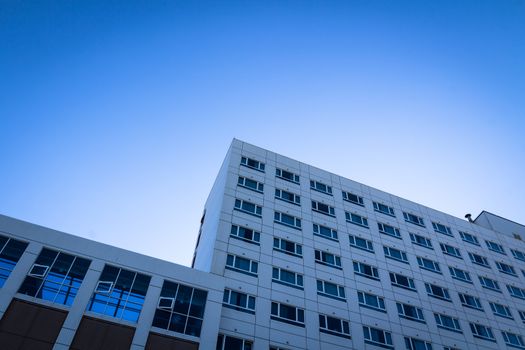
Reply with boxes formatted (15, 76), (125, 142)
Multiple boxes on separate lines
(0, 235), (209, 338)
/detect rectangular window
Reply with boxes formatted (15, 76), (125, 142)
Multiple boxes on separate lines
(459, 231), (479, 245)
(440, 243), (462, 259)
(313, 223), (338, 241)
(511, 249), (525, 262)
(272, 267), (303, 289)
(274, 211), (302, 230)
(469, 323), (495, 342)
(417, 257), (441, 273)
(87, 265), (151, 323)
(489, 302), (513, 319)
(478, 276), (500, 292)
(152, 280), (207, 337)
(241, 156), (265, 172)
(458, 292), (483, 310)
(363, 326), (393, 349)
(342, 191), (364, 206)
(345, 212), (369, 228)
(19, 248), (91, 306)
(507, 285), (525, 299)
(311, 200), (335, 217)
(448, 266), (471, 283)
(409, 233), (433, 249)
(485, 240), (505, 254)
(275, 189), (301, 205)
(373, 202), (395, 216)
(519, 310), (525, 323)
(271, 302), (305, 327)
(502, 331), (525, 349)
(317, 280), (346, 301)
(0, 235), (29, 288)
(276, 168), (299, 184)
(230, 225), (260, 244)
(315, 250), (342, 269)
(319, 314), (350, 339)
(238, 176), (264, 193)
(349, 235), (374, 252)
(383, 246), (408, 263)
(495, 261), (517, 276)
(396, 302), (425, 323)
(405, 337), (432, 350)
(378, 222), (401, 239)
(432, 222), (452, 236)
(357, 291), (386, 312)
(226, 254), (258, 276)
(223, 289), (255, 314)
(434, 313), (462, 333)
(216, 334), (252, 350)
(234, 199), (262, 217)
(273, 238), (302, 257)
(468, 252), (490, 268)
(425, 283), (451, 301)
(389, 272), (416, 291)
(353, 261), (379, 280)
(310, 180), (332, 195)
(403, 212), (425, 227)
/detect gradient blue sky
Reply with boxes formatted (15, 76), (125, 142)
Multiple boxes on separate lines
(1, 1), (524, 265)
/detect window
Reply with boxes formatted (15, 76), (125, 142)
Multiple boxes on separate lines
(458, 292), (483, 310)
(226, 254), (258, 276)
(432, 222), (452, 236)
(425, 283), (451, 301)
(448, 266), (471, 283)
(417, 257), (441, 274)
(273, 238), (302, 257)
(495, 261), (517, 276)
(342, 190), (364, 206)
(310, 180), (332, 195)
(403, 212), (425, 227)
(478, 276), (500, 292)
(319, 314), (350, 339)
(357, 291), (386, 312)
(317, 279), (346, 301)
(353, 261), (379, 280)
(276, 168), (299, 184)
(230, 225), (260, 244)
(270, 347), (289, 350)
(485, 240), (505, 254)
(390, 272), (416, 291)
(315, 250), (342, 269)
(405, 337), (432, 350)
(502, 331), (525, 349)
(274, 211), (301, 230)
(349, 235), (374, 252)
(345, 212), (369, 228)
(0, 235), (28, 288)
(223, 289), (255, 314)
(511, 249), (525, 262)
(507, 284), (525, 299)
(311, 200), (335, 217)
(459, 231), (479, 245)
(238, 176), (264, 193)
(275, 189), (300, 205)
(363, 326), (393, 349)
(519, 310), (525, 323)
(384, 246), (408, 263)
(440, 243), (462, 259)
(434, 313), (462, 333)
(469, 322), (495, 342)
(241, 156), (265, 172)
(19, 248), (91, 306)
(378, 222), (401, 239)
(397, 302), (425, 323)
(373, 202), (395, 216)
(313, 223), (338, 241)
(489, 302), (513, 319)
(272, 267), (303, 289)
(87, 265), (151, 322)
(234, 199), (262, 217)
(216, 334), (252, 350)
(410, 233), (433, 249)
(271, 302), (304, 327)
(152, 280), (207, 337)
(468, 252), (490, 268)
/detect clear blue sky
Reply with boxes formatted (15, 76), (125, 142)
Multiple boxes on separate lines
(1, 1), (524, 265)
